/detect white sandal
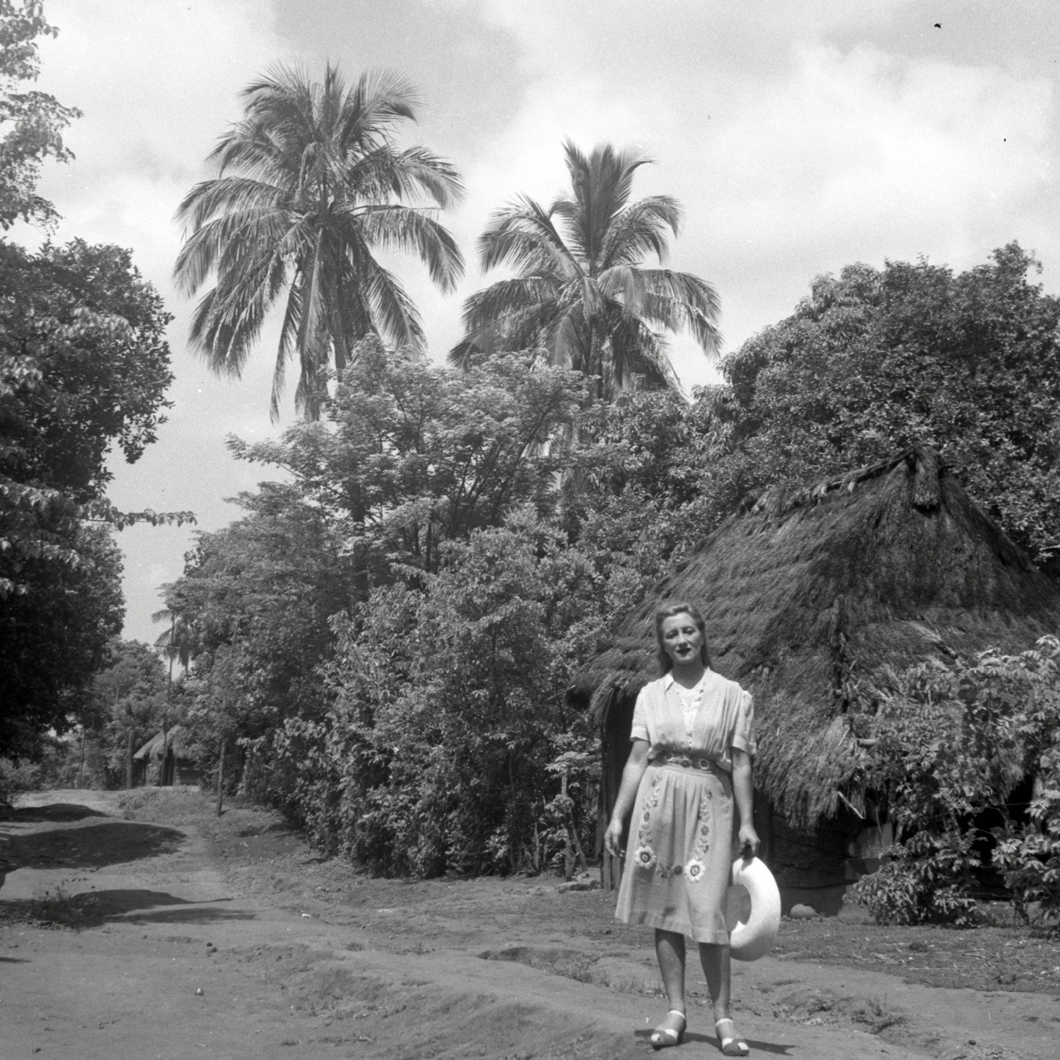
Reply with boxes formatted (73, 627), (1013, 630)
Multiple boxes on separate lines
(715, 1017), (749, 1056)
(650, 1009), (686, 1049)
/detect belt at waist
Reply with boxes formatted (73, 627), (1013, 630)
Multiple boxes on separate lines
(651, 752), (726, 775)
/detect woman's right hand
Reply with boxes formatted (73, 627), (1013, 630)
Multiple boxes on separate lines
(604, 818), (624, 859)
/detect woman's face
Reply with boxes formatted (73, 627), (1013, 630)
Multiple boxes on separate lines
(660, 612), (704, 669)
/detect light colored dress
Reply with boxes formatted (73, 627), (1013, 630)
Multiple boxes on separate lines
(614, 668), (755, 943)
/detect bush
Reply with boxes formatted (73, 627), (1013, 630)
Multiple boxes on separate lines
(271, 518), (605, 877)
(857, 636), (1060, 925)
(992, 744), (1060, 924)
(0, 757), (40, 806)
(848, 831), (981, 927)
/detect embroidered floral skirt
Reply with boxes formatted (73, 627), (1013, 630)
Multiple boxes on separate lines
(615, 760), (734, 943)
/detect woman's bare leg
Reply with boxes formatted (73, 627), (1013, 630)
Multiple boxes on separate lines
(698, 941), (731, 1020)
(655, 929), (687, 1013)
(701, 943), (749, 1053)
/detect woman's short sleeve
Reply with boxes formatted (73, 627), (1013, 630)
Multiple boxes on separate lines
(629, 685), (650, 743)
(731, 689), (756, 757)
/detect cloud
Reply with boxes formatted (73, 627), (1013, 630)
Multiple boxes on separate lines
(437, 1), (1057, 366)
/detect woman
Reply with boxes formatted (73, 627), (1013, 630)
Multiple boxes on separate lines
(604, 602), (759, 1056)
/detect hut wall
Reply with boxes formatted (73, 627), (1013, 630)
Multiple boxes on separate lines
(768, 808), (865, 916)
(172, 759), (201, 787)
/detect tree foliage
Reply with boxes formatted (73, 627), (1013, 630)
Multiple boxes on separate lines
(705, 244), (1060, 564)
(0, 239), (178, 644)
(0, 0), (81, 229)
(274, 516), (604, 876)
(0, 240), (178, 754)
(175, 63), (464, 420)
(229, 339), (586, 587)
(453, 141), (719, 402)
(162, 482), (356, 785)
(0, 523), (123, 757)
(84, 639), (169, 788)
(166, 350), (648, 869)
(0, 8), (180, 754)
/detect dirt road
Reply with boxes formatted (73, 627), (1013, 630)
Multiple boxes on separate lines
(2, 790), (1058, 1060)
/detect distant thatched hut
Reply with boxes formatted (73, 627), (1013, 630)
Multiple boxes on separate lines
(133, 726), (200, 787)
(575, 448), (1060, 912)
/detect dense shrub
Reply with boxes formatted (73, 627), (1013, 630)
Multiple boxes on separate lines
(852, 637), (1060, 925)
(271, 517), (604, 876)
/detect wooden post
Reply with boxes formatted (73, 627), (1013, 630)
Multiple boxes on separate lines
(126, 728), (133, 789)
(158, 723), (168, 786)
(562, 773), (574, 880)
(216, 738), (225, 817)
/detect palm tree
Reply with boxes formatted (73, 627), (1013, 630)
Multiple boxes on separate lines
(175, 63), (464, 420)
(451, 141), (720, 402)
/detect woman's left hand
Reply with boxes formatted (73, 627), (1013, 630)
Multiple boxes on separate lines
(737, 823), (760, 861)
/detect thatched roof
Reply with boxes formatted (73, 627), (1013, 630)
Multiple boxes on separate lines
(133, 725), (192, 761)
(577, 447), (1060, 830)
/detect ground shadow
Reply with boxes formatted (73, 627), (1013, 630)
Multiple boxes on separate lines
(0, 888), (250, 929)
(122, 906), (257, 925)
(0, 820), (185, 877)
(0, 803), (109, 824)
(634, 1029), (793, 1055)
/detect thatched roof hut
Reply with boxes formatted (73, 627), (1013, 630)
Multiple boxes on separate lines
(577, 448), (1060, 903)
(133, 726), (192, 761)
(133, 726), (200, 787)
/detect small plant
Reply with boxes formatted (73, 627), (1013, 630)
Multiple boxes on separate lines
(27, 882), (99, 930)
(850, 996), (904, 1034)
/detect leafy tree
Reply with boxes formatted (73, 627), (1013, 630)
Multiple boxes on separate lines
(453, 141), (720, 402)
(0, 238), (177, 596)
(276, 515), (605, 876)
(0, 6), (183, 760)
(0, 524), (123, 758)
(86, 639), (169, 788)
(705, 244), (1060, 564)
(175, 63), (464, 420)
(229, 339), (586, 589)
(160, 482), (358, 792)
(167, 348), (599, 832)
(0, 0), (81, 229)
(1, 240), (174, 499)
(0, 239), (178, 755)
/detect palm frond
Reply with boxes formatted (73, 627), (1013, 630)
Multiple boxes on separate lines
(478, 196), (575, 275)
(356, 205), (464, 291)
(635, 269), (722, 354)
(461, 276), (561, 335)
(603, 195), (682, 265)
(362, 257), (425, 351)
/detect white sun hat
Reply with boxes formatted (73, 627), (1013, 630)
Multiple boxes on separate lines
(727, 856), (781, 961)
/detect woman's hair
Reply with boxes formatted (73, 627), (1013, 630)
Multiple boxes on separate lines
(654, 601), (711, 673)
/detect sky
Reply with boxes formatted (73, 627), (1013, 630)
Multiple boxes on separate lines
(18, 0), (1060, 645)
